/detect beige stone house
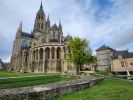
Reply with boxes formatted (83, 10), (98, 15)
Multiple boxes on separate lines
(10, 2), (75, 73)
(96, 45), (115, 71)
(96, 45), (133, 74)
(111, 50), (133, 74)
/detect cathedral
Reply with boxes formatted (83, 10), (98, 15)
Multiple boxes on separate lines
(10, 2), (75, 73)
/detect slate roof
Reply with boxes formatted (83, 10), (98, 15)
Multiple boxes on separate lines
(128, 52), (133, 58)
(51, 24), (58, 29)
(21, 32), (34, 38)
(111, 50), (133, 59)
(65, 35), (72, 41)
(37, 9), (45, 16)
(96, 45), (114, 51)
(37, 2), (45, 16)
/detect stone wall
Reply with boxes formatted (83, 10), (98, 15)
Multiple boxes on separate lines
(0, 76), (104, 100)
(96, 49), (113, 71)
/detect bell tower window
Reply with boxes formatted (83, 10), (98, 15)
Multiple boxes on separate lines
(41, 23), (43, 29)
(37, 23), (40, 30)
(41, 16), (43, 19)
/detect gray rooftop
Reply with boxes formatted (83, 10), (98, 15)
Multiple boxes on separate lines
(96, 45), (114, 51)
(111, 50), (133, 59)
(21, 32), (34, 38)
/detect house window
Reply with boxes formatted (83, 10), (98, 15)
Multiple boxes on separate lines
(121, 62), (125, 67)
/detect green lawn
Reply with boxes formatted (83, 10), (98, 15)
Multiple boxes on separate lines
(55, 79), (133, 100)
(0, 71), (52, 78)
(96, 70), (109, 75)
(0, 71), (75, 89)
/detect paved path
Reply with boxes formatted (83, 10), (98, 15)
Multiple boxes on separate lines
(94, 73), (133, 82)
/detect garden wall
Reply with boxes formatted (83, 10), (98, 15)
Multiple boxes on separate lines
(0, 76), (104, 100)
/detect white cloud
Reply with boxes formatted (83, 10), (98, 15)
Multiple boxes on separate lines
(0, 0), (133, 62)
(111, 29), (133, 47)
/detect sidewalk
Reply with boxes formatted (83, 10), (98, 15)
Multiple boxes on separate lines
(94, 73), (133, 82)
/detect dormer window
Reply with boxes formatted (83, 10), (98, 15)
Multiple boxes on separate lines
(118, 54), (122, 59)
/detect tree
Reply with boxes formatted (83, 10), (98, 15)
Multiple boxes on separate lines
(67, 37), (94, 74)
(91, 56), (97, 71)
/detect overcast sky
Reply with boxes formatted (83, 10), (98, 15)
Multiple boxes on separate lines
(0, 0), (133, 62)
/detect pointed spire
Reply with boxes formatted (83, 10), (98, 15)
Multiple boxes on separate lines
(47, 14), (50, 22)
(59, 20), (62, 27)
(18, 21), (22, 32)
(16, 21), (22, 38)
(37, 1), (45, 16)
(20, 21), (22, 30)
(52, 23), (57, 29)
(40, 1), (43, 9)
(46, 14), (50, 27)
(58, 20), (62, 30)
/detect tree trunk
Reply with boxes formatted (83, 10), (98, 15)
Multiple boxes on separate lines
(76, 66), (80, 74)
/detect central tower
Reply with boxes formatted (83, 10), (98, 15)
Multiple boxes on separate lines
(33, 2), (46, 32)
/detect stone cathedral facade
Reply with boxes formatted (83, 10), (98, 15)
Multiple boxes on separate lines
(10, 3), (75, 73)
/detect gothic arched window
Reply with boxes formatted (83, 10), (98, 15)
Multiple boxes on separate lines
(52, 47), (55, 59)
(57, 47), (61, 59)
(45, 47), (50, 59)
(39, 48), (43, 60)
(38, 16), (40, 19)
(36, 50), (38, 60)
(41, 23), (43, 29)
(42, 37), (46, 43)
(33, 50), (36, 61)
(37, 23), (40, 30)
(41, 16), (43, 19)
(21, 40), (29, 50)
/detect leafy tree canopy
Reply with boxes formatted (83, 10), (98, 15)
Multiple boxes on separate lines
(67, 36), (94, 74)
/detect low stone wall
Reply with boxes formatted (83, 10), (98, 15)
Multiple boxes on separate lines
(0, 76), (104, 100)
